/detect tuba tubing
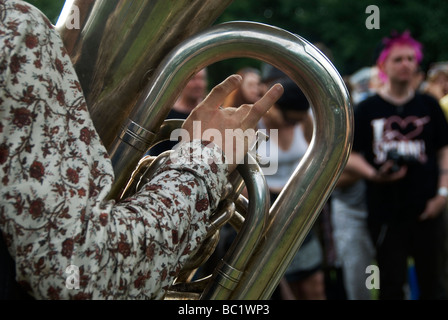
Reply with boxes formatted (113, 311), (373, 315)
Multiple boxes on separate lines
(57, 0), (234, 150)
(108, 21), (353, 299)
(201, 154), (270, 300)
(108, 21), (353, 200)
(58, 1), (352, 300)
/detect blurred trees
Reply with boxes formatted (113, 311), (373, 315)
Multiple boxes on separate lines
(25, 0), (65, 23)
(25, 0), (448, 82)
(214, 0), (448, 79)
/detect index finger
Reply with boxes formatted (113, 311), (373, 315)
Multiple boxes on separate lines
(201, 74), (243, 110)
(241, 83), (284, 129)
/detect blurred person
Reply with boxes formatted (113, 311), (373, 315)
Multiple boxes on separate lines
(424, 64), (448, 121)
(331, 176), (375, 300)
(344, 31), (448, 300)
(350, 66), (384, 105)
(149, 68), (208, 155)
(257, 78), (325, 300)
(0, 0), (285, 300)
(424, 65), (448, 100)
(222, 67), (262, 108)
(369, 66), (386, 93)
(350, 67), (374, 104)
(331, 77), (375, 300)
(439, 96), (448, 121)
(424, 63), (448, 297)
(412, 67), (426, 92)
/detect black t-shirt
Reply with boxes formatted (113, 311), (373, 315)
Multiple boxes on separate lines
(353, 93), (448, 223)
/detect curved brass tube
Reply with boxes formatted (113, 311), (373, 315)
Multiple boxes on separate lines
(60, 1), (352, 298)
(57, 0), (234, 149)
(108, 21), (352, 199)
(200, 154), (270, 300)
(106, 21), (352, 300)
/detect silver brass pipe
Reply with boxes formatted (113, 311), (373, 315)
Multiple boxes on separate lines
(107, 21), (352, 200)
(107, 21), (352, 300)
(58, 1), (352, 300)
(57, 0), (234, 150)
(200, 154), (270, 300)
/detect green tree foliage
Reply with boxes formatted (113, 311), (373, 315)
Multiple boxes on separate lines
(25, 0), (448, 81)
(215, 0), (448, 78)
(25, 0), (65, 23)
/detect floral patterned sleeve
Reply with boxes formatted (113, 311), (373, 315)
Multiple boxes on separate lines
(0, 0), (228, 300)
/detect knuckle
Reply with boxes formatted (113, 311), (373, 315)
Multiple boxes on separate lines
(213, 76), (239, 95)
(211, 84), (226, 96)
(251, 103), (264, 116)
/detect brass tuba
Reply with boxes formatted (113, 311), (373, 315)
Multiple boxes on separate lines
(57, 0), (353, 300)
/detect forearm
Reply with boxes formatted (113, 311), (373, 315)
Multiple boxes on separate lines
(1, 141), (228, 300)
(335, 170), (363, 188)
(0, 2), (229, 299)
(420, 146), (448, 220)
(335, 152), (372, 188)
(82, 141), (228, 299)
(344, 152), (377, 180)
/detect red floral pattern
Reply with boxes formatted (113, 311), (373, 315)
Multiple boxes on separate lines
(0, 0), (228, 300)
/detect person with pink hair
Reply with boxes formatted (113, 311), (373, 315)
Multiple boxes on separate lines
(376, 31), (424, 84)
(343, 31), (448, 299)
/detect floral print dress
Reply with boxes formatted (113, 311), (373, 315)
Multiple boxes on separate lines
(0, 0), (228, 299)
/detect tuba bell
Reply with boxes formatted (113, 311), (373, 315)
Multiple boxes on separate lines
(57, 0), (353, 300)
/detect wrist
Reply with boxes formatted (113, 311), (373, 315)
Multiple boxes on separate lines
(365, 168), (378, 181)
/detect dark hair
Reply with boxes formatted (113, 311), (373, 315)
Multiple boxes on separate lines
(276, 79), (309, 112)
(261, 64), (288, 84)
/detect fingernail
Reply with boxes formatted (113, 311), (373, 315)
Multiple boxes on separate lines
(274, 83), (284, 94)
(234, 74), (243, 82)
